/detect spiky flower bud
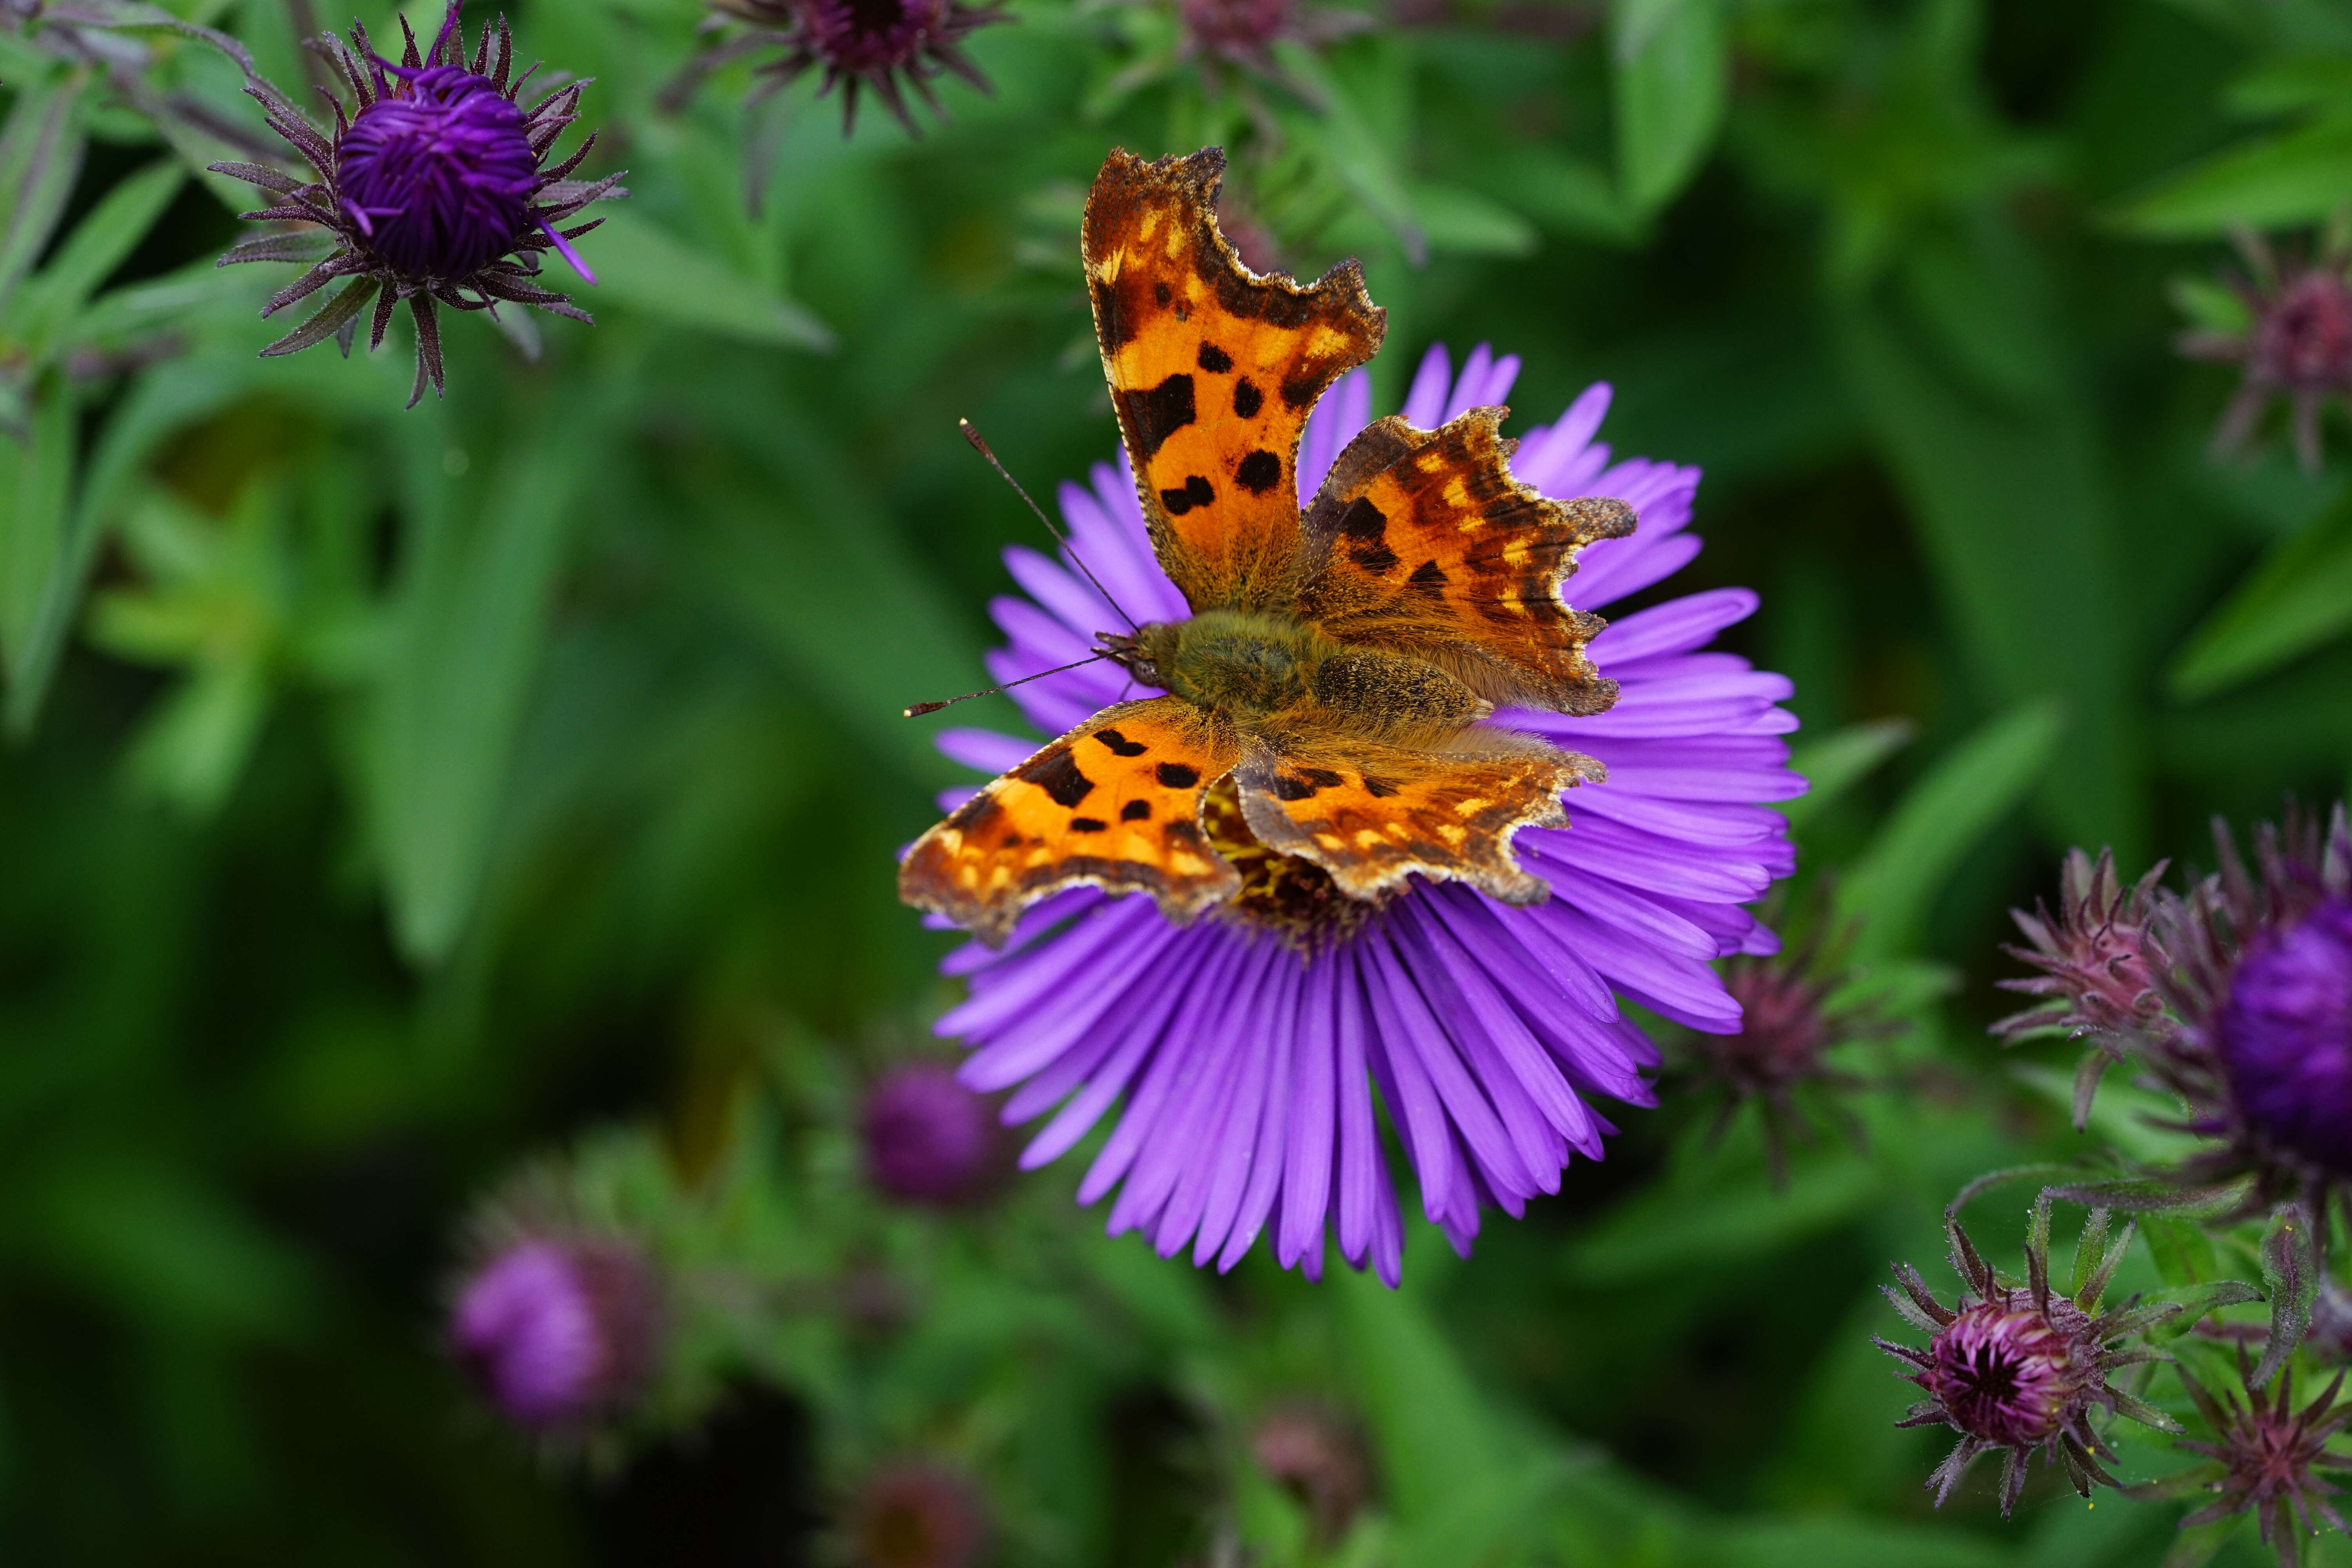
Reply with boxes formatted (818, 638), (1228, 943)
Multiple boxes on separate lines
(860, 1064), (1005, 1205)
(847, 1461), (991, 1568)
(213, 2), (622, 406)
(2157, 1360), (2352, 1566)
(449, 1235), (662, 1431)
(337, 57), (540, 281)
(1681, 892), (1893, 1186)
(1878, 1193), (2230, 1516)
(679, 0), (1007, 136)
(1995, 846), (2168, 1053)
(2181, 230), (2352, 471)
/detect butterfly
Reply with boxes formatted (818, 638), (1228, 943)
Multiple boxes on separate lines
(899, 145), (1634, 946)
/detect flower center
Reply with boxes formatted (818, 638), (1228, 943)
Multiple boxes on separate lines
(1926, 1299), (2088, 1447)
(339, 65), (538, 281)
(1200, 776), (1391, 946)
(807, 0), (946, 69)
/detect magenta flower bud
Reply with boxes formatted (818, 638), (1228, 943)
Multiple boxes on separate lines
(1923, 1299), (2093, 1450)
(2219, 897), (2352, 1179)
(449, 1236), (661, 1431)
(338, 62), (539, 281)
(861, 1065), (1003, 1205)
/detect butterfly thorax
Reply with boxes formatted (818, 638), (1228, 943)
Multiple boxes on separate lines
(1118, 609), (1319, 718)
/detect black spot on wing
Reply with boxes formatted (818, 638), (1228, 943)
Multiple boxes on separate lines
(1154, 281), (1172, 305)
(1361, 775), (1399, 798)
(1070, 817), (1109, 833)
(1232, 379), (1263, 419)
(1407, 559), (1450, 596)
(1094, 728), (1149, 757)
(1119, 374), (1197, 461)
(1336, 497), (1385, 543)
(1196, 342), (1233, 373)
(1234, 450), (1281, 494)
(1121, 799), (1152, 820)
(1159, 475), (1216, 515)
(1017, 748), (1095, 808)
(1279, 373), (1322, 408)
(1091, 278), (1132, 350)
(1300, 768), (1344, 788)
(1155, 762), (1200, 788)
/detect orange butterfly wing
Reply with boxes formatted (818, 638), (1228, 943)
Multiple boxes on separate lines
(1297, 410), (1635, 715)
(1083, 147), (1386, 611)
(898, 699), (1244, 945)
(1233, 734), (1600, 905)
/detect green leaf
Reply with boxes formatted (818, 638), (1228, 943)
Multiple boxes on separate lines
(13, 160), (186, 351)
(368, 419), (586, 964)
(1611, 0), (1728, 216)
(1833, 282), (2138, 861)
(2112, 117), (2352, 236)
(588, 208), (835, 352)
(1408, 182), (1539, 258)
(0, 378), (77, 718)
(1335, 1255), (1564, 1561)
(1567, 1149), (1886, 1285)
(1838, 699), (2066, 958)
(1780, 719), (1915, 828)
(2169, 488), (2352, 699)
(0, 75), (88, 318)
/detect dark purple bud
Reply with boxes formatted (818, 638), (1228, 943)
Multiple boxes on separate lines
(449, 1236), (661, 1430)
(339, 62), (539, 281)
(846, 1461), (990, 1568)
(2218, 896), (2352, 1178)
(1924, 1299), (2094, 1449)
(860, 1064), (1004, 1205)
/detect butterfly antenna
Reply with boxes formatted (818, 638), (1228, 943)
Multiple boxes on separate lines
(959, 419), (1142, 633)
(903, 652), (1111, 718)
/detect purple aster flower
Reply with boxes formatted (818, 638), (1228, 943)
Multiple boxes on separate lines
(922, 343), (1800, 1284)
(669, 0), (1008, 136)
(449, 1234), (663, 1432)
(211, 2), (624, 407)
(846, 1461), (991, 1568)
(861, 1063), (1008, 1204)
(1878, 1192), (2218, 1516)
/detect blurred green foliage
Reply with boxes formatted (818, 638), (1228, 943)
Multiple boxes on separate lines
(3, 0), (2352, 1561)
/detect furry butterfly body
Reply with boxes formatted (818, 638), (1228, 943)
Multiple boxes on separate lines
(899, 146), (1634, 945)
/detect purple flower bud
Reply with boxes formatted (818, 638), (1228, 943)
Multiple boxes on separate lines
(2219, 897), (2352, 1178)
(861, 1065), (1003, 1205)
(846, 1461), (990, 1568)
(338, 62), (539, 281)
(2181, 233), (2352, 471)
(450, 1236), (661, 1430)
(1922, 1299), (2093, 1450)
